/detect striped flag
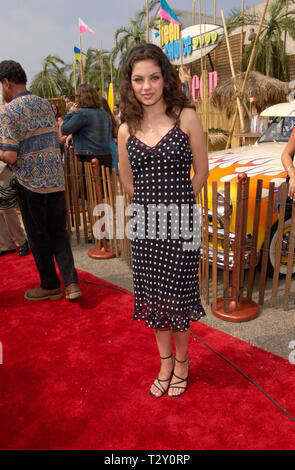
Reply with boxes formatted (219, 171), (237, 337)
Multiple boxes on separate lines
(74, 46), (86, 61)
(79, 17), (95, 34)
(159, 0), (182, 25)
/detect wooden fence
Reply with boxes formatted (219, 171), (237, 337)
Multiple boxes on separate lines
(199, 177), (295, 316)
(64, 150), (295, 316)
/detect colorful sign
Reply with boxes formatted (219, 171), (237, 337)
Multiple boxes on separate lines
(192, 71), (218, 102)
(151, 24), (224, 66)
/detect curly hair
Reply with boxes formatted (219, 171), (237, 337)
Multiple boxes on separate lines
(76, 83), (101, 109)
(0, 60), (27, 84)
(119, 43), (192, 135)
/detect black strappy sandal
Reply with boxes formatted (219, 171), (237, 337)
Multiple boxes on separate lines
(168, 356), (190, 398)
(150, 353), (175, 399)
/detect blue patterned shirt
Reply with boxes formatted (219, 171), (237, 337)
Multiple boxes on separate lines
(0, 91), (65, 193)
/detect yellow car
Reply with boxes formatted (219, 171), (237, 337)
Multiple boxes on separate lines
(205, 105), (295, 277)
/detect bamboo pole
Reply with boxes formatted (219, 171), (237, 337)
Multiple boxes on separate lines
(79, 34), (85, 83)
(241, 0), (245, 60)
(284, 0), (288, 54)
(198, 0), (203, 71)
(212, 181), (218, 310)
(271, 183), (288, 307)
(100, 40), (105, 98)
(221, 10), (246, 133)
(258, 182), (274, 305)
(223, 182), (230, 312)
(146, 0), (150, 42)
(226, 0), (270, 149)
(73, 62), (77, 95)
(106, 167), (119, 257)
(203, 0), (207, 70)
(284, 200), (295, 310)
(192, 0), (195, 25)
(213, 0), (216, 63)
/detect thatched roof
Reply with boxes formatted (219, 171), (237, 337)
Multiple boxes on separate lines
(210, 71), (289, 118)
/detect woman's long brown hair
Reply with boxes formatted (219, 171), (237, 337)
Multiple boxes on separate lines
(76, 83), (101, 109)
(119, 43), (193, 135)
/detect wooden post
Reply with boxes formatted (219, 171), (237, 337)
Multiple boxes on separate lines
(73, 62), (77, 95)
(271, 183), (288, 307)
(241, 0), (245, 61)
(284, 0), (288, 54)
(146, 0), (150, 42)
(212, 181), (218, 310)
(223, 182), (231, 312)
(213, 0), (217, 63)
(221, 9), (246, 133)
(258, 182), (275, 305)
(79, 34), (85, 84)
(284, 200), (295, 310)
(247, 179), (262, 302)
(198, 0), (203, 72)
(100, 40), (105, 98)
(226, 0), (270, 149)
(201, 69), (209, 148)
(203, 0), (207, 69)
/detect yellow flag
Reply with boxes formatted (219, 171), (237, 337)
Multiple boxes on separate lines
(108, 83), (114, 113)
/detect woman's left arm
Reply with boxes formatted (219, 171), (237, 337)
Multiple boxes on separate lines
(181, 108), (209, 198)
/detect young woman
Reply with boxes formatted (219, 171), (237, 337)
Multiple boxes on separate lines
(118, 44), (209, 399)
(61, 84), (112, 169)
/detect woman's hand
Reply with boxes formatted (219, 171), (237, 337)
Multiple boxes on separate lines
(66, 134), (73, 148)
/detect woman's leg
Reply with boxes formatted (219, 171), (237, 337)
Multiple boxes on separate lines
(168, 329), (191, 397)
(150, 328), (174, 397)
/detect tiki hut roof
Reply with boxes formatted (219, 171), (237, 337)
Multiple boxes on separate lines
(210, 71), (289, 118)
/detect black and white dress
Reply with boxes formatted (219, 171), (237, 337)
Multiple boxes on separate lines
(127, 124), (206, 331)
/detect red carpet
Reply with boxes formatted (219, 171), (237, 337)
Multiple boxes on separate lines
(1, 252), (295, 450)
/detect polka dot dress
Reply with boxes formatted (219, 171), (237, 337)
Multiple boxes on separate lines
(127, 125), (206, 331)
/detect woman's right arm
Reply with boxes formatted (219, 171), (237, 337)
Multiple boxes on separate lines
(118, 123), (134, 197)
(281, 128), (295, 200)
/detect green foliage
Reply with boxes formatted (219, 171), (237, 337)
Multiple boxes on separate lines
(30, 55), (72, 98)
(226, 0), (295, 81)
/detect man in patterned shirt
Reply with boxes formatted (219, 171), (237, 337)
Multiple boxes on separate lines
(0, 60), (81, 301)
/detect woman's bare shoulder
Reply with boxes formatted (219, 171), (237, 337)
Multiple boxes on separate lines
(118, 122), (130, 140)
(179, 107), (203, 135)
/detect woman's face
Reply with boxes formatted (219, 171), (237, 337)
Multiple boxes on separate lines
(131, 59), (164, 107)
(51, 103), (57, 115)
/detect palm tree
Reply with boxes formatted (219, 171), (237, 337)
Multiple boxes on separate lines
(226, 0), (295, 81)
(30, 55), (71, 98)
(111, 17), (147, 75)
(111, 0), (161, 80)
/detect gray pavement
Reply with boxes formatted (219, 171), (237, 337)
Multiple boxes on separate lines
(73, 240), (295, 361)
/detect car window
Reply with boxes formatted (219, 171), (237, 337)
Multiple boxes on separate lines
(257, 116), (295, 143)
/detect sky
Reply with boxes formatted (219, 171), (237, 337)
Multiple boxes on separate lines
(0, 0), (261, 86)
